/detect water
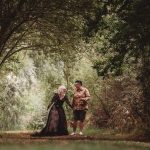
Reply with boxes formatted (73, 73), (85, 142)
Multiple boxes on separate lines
(0, 141), (150, 150)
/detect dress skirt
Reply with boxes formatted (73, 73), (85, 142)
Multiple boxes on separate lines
(40, 104), (69, 136)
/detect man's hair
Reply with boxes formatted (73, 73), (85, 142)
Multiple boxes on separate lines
(75, 80), (83, 86)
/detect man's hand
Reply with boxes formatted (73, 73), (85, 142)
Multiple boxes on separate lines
(80, 98), (87, 101)
(79, 100), (84, 105)
(79, 99), (87, 106)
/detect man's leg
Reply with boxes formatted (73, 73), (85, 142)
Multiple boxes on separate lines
(79, 110), (86, 135)
(73, 121), (77, 133)
(71, 110), (78, 135)
(79, 121), (84, 132)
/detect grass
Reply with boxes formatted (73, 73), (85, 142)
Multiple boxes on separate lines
(83, 128), (115, 136)
(67, 127), (115, 136)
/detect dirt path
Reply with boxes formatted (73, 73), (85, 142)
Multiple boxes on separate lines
(0, 131), (150, 144)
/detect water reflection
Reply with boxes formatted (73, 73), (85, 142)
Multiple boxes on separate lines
(0, 141), (149, 150)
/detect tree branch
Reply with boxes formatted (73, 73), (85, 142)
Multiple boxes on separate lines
(0, 44), (44, 69)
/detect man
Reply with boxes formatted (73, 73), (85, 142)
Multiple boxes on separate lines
(71, 80), (90, 135)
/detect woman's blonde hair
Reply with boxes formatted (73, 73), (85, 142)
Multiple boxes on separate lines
(57, 85), (67, 99)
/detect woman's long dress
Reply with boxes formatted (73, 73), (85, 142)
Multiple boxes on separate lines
(40, 93), (72, 136)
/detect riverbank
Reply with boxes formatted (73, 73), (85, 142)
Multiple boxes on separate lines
(0, 129), (150, 144)
(0, 140), (150, 150)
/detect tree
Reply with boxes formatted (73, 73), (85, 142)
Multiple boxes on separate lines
(0, 0), (99, 69)
(86, 0), (150, 134)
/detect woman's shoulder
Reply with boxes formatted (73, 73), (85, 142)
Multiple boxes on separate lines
(52, 92), (59, 99)
(53, 92), (59, 96)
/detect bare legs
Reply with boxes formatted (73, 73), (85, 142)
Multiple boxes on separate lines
(73, 121), (77, 133)
(79, 121), (84, 132)
(72, 121), (84, 133)
(71, 110), (86, 135)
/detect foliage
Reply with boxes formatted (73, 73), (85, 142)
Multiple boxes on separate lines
(0, 0), (99, 68)
(0, 0), (149, 137)
(86, 0), (150, 134)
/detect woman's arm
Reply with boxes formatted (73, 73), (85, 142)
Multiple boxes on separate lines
(65, 96), (73, 108)
(47, 93), (57, 109)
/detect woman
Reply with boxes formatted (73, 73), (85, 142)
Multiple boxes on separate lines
(37, 85), (72, 136)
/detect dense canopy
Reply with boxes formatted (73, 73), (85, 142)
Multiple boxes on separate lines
(0, 0), (150, 137)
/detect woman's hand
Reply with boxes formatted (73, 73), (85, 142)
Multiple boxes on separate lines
(47, 106), (50, 110)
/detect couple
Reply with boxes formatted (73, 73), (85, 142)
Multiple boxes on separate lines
(39, 80), (90, 136)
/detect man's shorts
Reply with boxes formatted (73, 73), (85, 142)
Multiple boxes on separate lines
(73, 110), (86, 122)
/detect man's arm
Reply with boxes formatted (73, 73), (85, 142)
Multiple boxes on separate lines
(81, 88), (90, 101)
